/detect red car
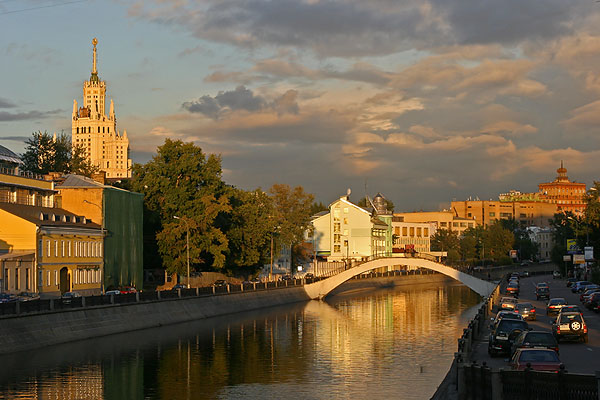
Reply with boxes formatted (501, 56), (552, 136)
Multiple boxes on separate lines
(510, 348), (563, 372)
(120, 286), (137, 294)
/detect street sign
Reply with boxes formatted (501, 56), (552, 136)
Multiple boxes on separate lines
(563, 255), (572, 262)
(567, 239), (579, 254)
(573, 254), (585, 264)
(585, 247), (594, 261)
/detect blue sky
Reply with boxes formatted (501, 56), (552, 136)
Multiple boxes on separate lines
(2, 0), (600, 210)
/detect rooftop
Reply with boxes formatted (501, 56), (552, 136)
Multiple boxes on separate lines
(0, 202), (100, 229)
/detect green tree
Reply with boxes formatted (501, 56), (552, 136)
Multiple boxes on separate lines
(483, 221), (514, 262)
(269, 184), (315, 272)
(132, 139), (231, 275)
(431, 229), (460, 253)
(220, 188), (276, 274)
(310, 201), (328, 215)
(21, 131), (97, 176)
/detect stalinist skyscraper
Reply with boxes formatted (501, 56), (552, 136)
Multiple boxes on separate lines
(72, 38), (132, 179)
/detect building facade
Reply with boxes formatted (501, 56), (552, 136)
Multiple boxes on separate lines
(57, 174), (143, 290)
(72, 38), (132, 179)
(0, 203), (103, 297)
(538, 162), (587, 215)
(451, 200), (557, 228)
(393, 211), (476, 236)
(390, 219), (432, 253)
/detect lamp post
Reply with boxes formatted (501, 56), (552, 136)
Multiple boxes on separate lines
(173, 216), (190, 288)
(83, 199), (105, 293)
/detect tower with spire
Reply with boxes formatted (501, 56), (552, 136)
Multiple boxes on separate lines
(538, 161), (587, 215)
(72, 38), (132, 179)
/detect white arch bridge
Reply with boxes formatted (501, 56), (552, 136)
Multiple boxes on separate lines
(303, 256), (496, 300)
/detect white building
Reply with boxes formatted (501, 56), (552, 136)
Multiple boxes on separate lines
(391, 219), (432, 253)
(527, 226), (554, 262)
(72, 38), (132, 179)
(312, 195), (389, 262)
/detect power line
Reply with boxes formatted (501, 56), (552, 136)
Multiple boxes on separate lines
(0, 0), (89, 15)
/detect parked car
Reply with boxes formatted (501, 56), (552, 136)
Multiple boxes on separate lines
(105, 290), (121, 296)
(572, 281), (592, 293)
(499, 297), (518, 311)
(281, 275), (292, 281)
(552, 311), (588, 343)
(212, 280), (227, 287)
(0, 293), (17, 303)
(172, 283), (187, 290)
(546, 298), (567, 316)
(17, 292), (40, 301)
(521, 271), (530, 277)
(510, 348), (563, 372)
(566, 278), (578, 287)
(488, 318), (529, 356)
(511, 331), (559, 357)
(120, 286), (137, 294)
(585, 292), (600, 310)
(61, 291), (81, 304)
(490, 311), (523, 330)
(304, 273), (315, 280)
(515, 303), (536, 320)
(579, 286), (600, 302)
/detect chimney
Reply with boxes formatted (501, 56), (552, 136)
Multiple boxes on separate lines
(92, 171), (106, 185)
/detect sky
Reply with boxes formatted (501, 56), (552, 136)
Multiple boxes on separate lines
(1, 0), (600, 211)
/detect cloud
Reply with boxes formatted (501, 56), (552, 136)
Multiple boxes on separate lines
(0, 136), (28, 142)
(562, 100), (600, 128)
(183, 86), (299, 119)
(0, 98), (16, 108)
(0, 109), (62, 122)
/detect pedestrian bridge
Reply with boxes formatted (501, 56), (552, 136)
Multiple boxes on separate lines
(303, 256), (496, 300)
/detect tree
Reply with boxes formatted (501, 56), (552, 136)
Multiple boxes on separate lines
(431, 229), (460, 253)
(21, 131), (97, 176)
(310, 201), (328, 216)
(357, 196), (395, 212)
(269, 184), (315, 273)
(483, 222), (514, 262)
(132, 139), (231, 275)
(220, 188), (276, 274)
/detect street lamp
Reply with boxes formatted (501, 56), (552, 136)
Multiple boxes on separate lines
(173, 216), (190, 288)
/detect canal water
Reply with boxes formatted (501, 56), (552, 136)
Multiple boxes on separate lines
(0, 279), (480, 400)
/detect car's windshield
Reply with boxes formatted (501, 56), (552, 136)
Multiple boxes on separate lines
(549, 299), (566, 305)
(559, 314), (582, 324)
(537, 288), (549, 292)
(523, 332), (556, 345)
(517, 303), (533, 310)
(519, 350), (560, 362)
(497, 320), (528, 333)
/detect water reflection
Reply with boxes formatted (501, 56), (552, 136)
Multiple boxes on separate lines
(0, 280), (479, 400)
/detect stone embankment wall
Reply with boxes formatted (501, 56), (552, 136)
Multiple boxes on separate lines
(0, 287), (310, 355)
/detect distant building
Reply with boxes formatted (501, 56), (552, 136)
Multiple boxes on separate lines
(0, 144), (23, 171)
(538, 162), (587, 215)
(451, 200), (557, 228)
(527, 227), (554, 262)
(311, 194), (391, 262)
(390, 218), (431, 253)
(393, 211), (476, 236)
(72, 38), (132, 179)
(57, 174), (143, 290)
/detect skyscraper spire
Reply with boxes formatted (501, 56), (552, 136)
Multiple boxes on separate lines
(90, 38), (99, 83)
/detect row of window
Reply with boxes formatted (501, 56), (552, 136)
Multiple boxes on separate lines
(76, 126), (111, 134)
(39, 239), (103, 259)
(3, 268), (31, 291)
(393, 226), (430, 238)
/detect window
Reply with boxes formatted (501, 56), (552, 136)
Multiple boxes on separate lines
(394, 227), (400, 235)
(440, 222), (447, 227)
(343, 207), (349, 214)
(333, 223), (341, 233)
(47, 271), (50, 286)
(489, 212), (496, 217)
(15, 268), (19, 291)
(452, 222), (459, 227)
(402, 227), (408, 236)
(61, 241), (65, 257)
(3, 268), (8, 290)
(54, 241), (58, 257)
(409, 227), (415, 236)
(424, 228), (429, 237)
(417, 227), (422, 237)
(68, 241), (71, 257)
(54, 270), (58, 286)
(38, 240), (43, 257)
(47, 240), (51, 257)
(334, 245), (341, 253)
(25, 268), (30, 290)
(38, 271), (43, 287)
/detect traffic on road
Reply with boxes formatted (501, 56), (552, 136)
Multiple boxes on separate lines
(471, 272), (600, 374)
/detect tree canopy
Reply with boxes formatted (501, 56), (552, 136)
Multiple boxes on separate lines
(21, 131), (97, 176)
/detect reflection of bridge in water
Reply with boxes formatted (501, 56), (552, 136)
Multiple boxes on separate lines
(305, 254), (496, 300)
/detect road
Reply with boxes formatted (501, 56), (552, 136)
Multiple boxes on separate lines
(470, 273), (600, 374)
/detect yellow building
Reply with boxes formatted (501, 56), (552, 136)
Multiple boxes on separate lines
(71, 38), (132, 179)
(393, 211), (476, 236)
(0, 203), (103, 297)
(538, 162), (587, 215)
(391, 219), (431, 253)
(451, 200), (557, 227)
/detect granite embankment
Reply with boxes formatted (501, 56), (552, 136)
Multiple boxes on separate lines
(0, 287), (311, 355)
(0, 272), (453, 355)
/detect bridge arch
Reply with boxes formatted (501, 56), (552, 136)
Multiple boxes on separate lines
(304, 258), (497, 300)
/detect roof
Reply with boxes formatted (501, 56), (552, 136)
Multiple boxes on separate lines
(0, 251), (34, 260)
(0, 203), (101, 229)
(59, 174), (106, 188)
(0, 144), (22, 165)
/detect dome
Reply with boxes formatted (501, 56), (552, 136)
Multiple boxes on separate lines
(0, 144), (22, 164)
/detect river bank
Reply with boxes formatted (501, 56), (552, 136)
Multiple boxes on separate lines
(0, 272), (455, 355)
